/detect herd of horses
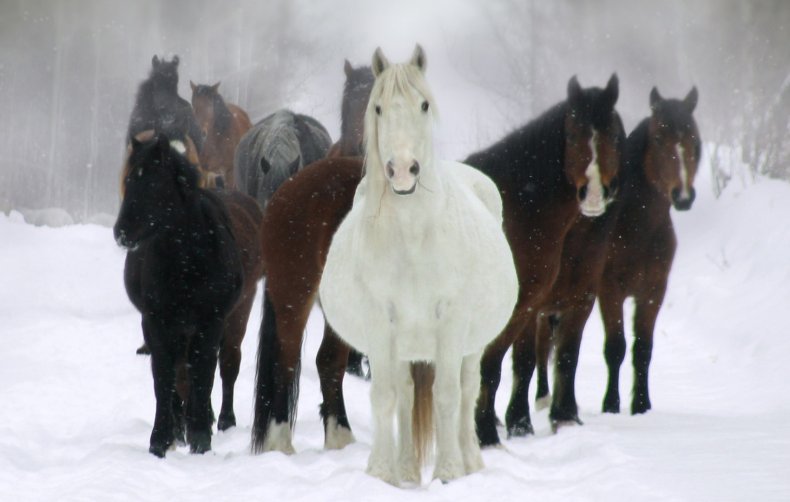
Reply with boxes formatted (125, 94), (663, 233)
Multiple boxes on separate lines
(114, 46), (701, 486)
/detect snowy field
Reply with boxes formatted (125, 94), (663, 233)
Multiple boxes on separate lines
(1, 150), (789, 501)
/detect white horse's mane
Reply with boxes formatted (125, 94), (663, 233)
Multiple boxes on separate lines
(363, 61), (437, 188)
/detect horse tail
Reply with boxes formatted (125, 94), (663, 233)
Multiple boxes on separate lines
(411, 361), (435, 467)
(252, 286), (279, 453)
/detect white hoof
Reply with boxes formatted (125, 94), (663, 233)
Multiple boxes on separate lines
(262, 419), (295, 455)
(324, 416), (355, 450)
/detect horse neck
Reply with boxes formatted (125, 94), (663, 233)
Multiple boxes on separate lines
(620, 146), (673, 230)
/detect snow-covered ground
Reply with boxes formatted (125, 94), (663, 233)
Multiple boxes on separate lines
(1, 150), (789, 501)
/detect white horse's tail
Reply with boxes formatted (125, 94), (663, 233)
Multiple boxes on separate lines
(411, 362), (435, 467)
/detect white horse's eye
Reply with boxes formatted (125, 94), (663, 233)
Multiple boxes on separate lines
(375, 105), (382, 116)
(421, 101), (429, 112)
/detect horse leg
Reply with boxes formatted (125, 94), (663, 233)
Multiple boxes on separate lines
(346, 348), (369, 379)
(505, 313), (537, 438)
(631, 292), (664, 414)
(549, 303), (594, 430)
(365, 348), (399, 485)
(433, 347), (465, 483)
(599, 292), (627, 413)
(460, 351), (484, 475)
(217, 290), (255, 431)
(173, 358), (188, 446)
(396, 360), (420, 484)
(252, 286), (310, 455)
(534, 314), (556, 410)
(186, 319), (223, 454)
(476, 315), (527, 447)
(143, 316), (177, 458)
(316, 322), (355, 449)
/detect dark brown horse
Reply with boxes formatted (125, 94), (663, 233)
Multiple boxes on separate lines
(464, 75), (624, 446)
(123, 130), (263, 431)
(326, 61), (374, 158)
(324, 60), (374, 378)
(598, 87), (700, 415)
(531, 87), (700, 424)
(190, 81), (252, 189)
(251, 157), (363, 454)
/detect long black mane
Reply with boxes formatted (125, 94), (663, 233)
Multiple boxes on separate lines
(464, 101), (570, 204)
(127, 56), (204, 152)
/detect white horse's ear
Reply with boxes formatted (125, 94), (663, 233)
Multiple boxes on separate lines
(372, 47), (390, 77)
(410, 44), (427, 73)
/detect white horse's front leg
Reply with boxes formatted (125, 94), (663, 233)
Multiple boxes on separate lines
(460, 351), (484, 474)
(432, 350), (465, 482)
(366, 352), (399, 485)
(396, 361), (420, 484)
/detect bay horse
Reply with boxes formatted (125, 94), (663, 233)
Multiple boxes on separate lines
(326, 60), (374, 158)
(595, 87), (701, 415)
(127, 55), (204, 153)
(190, 81), (253, 189)
(319, 45), (517, 485)
(464, 74), (624, 446)
(115, 131), (263, 456)
(234, 109), (332, 210)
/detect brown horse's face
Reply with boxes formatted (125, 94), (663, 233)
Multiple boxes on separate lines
(644, 87), (700, 211)
(563, 74), (624, 218)
(342, 61), (375, 156)
(190, 81), (221, 143)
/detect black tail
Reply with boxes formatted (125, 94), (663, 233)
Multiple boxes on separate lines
(251, 287), (301, 453)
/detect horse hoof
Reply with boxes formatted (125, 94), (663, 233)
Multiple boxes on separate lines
(631, 401), (651, 415)
(550, 416), (583, 434)
(188, 431), (212, 454)
(602, 395), (620, 414)
(217, 413), (236, 432)
(535, 394), (551, 411)
(136, 343), (151, 356)
(506, 417), (534, 438)
(149, 442), (169, 458)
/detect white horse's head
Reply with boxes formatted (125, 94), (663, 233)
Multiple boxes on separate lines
(364, 45), (436, 196)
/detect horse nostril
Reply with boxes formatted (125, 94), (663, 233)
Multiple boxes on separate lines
(386, 161), (395, 179)
(671, 187), (680, 202)
(603, 185), (610, 199)
(409, 162), (420, 176)
(578, 184), (588, 201)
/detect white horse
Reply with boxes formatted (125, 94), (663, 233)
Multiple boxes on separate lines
(319, 45), (518, 486)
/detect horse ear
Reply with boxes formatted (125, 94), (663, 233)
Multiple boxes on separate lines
(410, 44), (427, 73)
(260, 157), (272, 175)
(190, 80), (197, 93)
(604, 73), (619, 107)
(684, 86), (699, 113)
(372, 47), (390, 77)
(172, 55), (180, 66)
(344, 59), (353, 77)
(650, 87), (663, 111)
(211, 81), (221, 93)
(152, 55), (160, 68)
(567, 75), (582, 104)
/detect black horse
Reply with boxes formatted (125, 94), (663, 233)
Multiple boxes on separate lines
(127, 55), (204, 153)
(114, 132), (244, 457)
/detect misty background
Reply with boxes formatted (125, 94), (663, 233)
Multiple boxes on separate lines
(0, 0), (787, 222)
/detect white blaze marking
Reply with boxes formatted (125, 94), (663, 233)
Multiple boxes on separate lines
(581, 130), (605, 217)
(169, 140), (187, 155)
(676, 143), (690, 199)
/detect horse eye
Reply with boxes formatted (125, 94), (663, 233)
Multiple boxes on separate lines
(375, 105), (381, 116)
(421, 101), (429, 112)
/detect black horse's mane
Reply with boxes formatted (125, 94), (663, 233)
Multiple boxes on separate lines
(464, 100), (570, 201)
